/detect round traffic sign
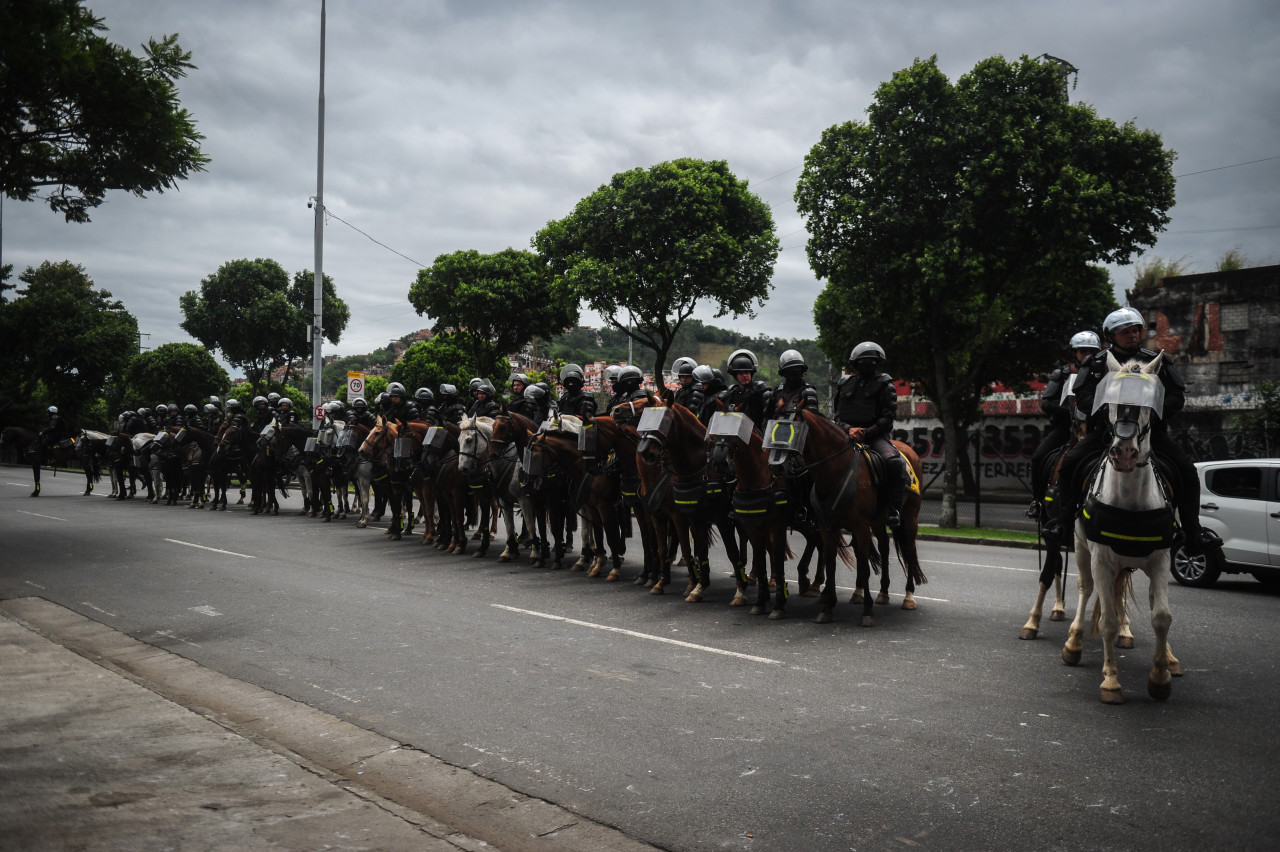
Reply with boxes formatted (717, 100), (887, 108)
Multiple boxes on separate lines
(349, 377), (364, 394)
(314, 404), (326, 420)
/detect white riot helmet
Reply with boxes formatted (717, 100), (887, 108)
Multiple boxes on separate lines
(1069, 331), (1101, 352)
(1103, 307), (1145, 338)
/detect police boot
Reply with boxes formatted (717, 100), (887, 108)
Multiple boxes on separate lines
(886, 457), (908, 529)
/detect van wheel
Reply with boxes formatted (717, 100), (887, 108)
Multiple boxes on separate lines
(1172, 543), (1222, 588)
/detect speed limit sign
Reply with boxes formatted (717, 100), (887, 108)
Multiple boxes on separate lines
(347, 371), (365, 400)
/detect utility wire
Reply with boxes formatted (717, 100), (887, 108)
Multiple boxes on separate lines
(322, 207), (428, 268)
(1175, 155), (1280, 179)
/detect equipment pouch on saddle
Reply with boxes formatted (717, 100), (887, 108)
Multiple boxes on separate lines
(672, 480), (705, 515)
(57, 438), (76, 451)
(1081, 494), (1175, 557)
(620, 474), (642, 507)
(636, 407), (673, 437)
(707, 411), (753, 444)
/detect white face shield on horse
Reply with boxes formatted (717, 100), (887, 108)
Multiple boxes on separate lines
(1093, 353), (1166, 472)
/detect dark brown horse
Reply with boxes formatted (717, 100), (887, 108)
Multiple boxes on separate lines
(4, 426), (102, 497)
(587, 415), (662, 586)
(791, 408), (927, 625)
(522, 423), (585, 570)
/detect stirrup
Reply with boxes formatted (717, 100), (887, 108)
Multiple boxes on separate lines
(1041, 518), (1064, 542)
(886, 509), (901, 529)
(1025, 500), (1041, 520)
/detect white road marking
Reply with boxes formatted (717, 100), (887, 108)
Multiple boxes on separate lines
(155, 629), (201, 647)
(188, 605), (222, 616)
(929, 559), (1036, 573)
(165, 538), (254, 558)
(17, 509), (67, 522)
(493, 604), (782, 665)
(24, 580), (46, 590)
(81, 602), (116, 617)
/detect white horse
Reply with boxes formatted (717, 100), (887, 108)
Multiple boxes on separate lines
(1062, 353), (1180, 704)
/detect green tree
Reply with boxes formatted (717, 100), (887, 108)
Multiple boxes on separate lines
(389, 333), (510, 397)
(179, 258), (295, 389)
(408, 248), (577, 383)
(284, 270), (350, 384)
(117, 342), (228, 410)
(0, 260), (138, 426)
(535, 158), (780, 378)
(226, 381), (311, 416)
(0, 0), (209, 226)
(795, 55), (1173, 525)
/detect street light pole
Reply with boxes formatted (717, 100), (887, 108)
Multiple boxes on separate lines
(311, 0), (326, 427)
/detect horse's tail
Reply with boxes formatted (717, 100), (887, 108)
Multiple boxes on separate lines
(891, 524), (927, 586)
(836, 532), (856, 568)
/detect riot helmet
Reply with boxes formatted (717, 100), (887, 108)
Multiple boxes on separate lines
(267, 392), (281, 406)
(778, 349), (807, 375)
(559, 363), (585, 389)
(616, 364), (643, 393)
(1069, 330), (1102, 352)
(226, 399), (242, 412)
(184, 404), (198, 416)
(279, 398), (292, 409)
(252, 396), (267, 408)
(352, 397), (368, 411)
(524, 384), (547, 401)
(726, 349), (758, 376)
(387, 382), (406, 400)
(155, 404), (168, 416)
(692, 364), (716, 386)
(48, 405), (59, 415)
(415, 387), (434, 403)
(603, 365), (621, 388)
(439, 384), (458, 400)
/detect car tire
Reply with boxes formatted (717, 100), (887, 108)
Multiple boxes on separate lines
(1172, 542), (1223, 588)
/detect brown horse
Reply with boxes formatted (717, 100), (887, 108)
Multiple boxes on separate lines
(522, 422), (585, 570)
(588, 415), (664, 586)
(791, 408), (927, 625)
(614, 400), (703, 598)
(359, 416), (429, 541)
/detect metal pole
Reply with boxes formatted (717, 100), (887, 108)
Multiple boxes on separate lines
(311, 0), (326, 428)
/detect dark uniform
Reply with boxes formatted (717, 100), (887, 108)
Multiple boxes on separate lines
(833, 341), (907, 526)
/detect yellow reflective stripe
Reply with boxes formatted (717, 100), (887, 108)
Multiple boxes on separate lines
(1100, 530), (1165, 543)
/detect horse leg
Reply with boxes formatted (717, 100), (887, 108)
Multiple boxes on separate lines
(767, 523), (790, 619)
(473, 497), (492, 558)
(1116, 583), (1135, 649)
(1063, 528), (1093, 666)
(30, 460), (41, 497)
(814, 534), (840, 624)
(1021, 545), (1064, 640)
(1145, 559), (1176, 699)
(1095, 564), (1127, 704)
(874, 527), (892, 605)
(854, 531), (876, 627)
(744, 525), (771, 614)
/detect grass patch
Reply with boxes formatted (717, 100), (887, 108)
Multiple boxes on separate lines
(919, 524), (1037, 543)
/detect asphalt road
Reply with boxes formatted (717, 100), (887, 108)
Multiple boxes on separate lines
(3, 467), (1279, 851)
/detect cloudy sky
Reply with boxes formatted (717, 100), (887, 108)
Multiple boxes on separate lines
(8, 0), (1279, 370)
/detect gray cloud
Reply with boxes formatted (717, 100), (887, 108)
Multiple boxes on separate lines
(7, 0), (1277, 368)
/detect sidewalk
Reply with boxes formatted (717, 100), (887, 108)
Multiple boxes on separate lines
(0, 598), (660, 852)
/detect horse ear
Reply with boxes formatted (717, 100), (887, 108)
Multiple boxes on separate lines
(1141, 351), (1164, 374)
(1105, 351), (1123, 372)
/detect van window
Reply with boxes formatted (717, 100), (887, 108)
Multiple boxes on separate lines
(1206, 467), (1262, 500)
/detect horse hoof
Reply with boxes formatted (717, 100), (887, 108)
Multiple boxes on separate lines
(1019, 628), (1039, 641)
(606, 569), (621, 582)
(860, 615), (876, 628)
(633, 576), (647, 586)
(814, 611), (833, 624)
(498, 554), (511, 563)
(1169, 660), (1183, 677)
(768, 608), (787, 620)
(471, 549), (484, 558)
(1050, 610), (1066, 622)
(1115, 636), (1135, 650)
(901, 597), (917, 611)
(1062, 647), (1082, 666)
(1100, 688), (1125, 705)
(849, 591), (864, 605)
(750, 605), (766, 616)
(587, 565), (602, 578)
(685, 587), (704, 603)
(802, 588), (820, 598)
(875, 593), (890, 605)
(730, 591), (748, 607)
(1148, 679), (1172, 700)
(649, 584), (665, 596)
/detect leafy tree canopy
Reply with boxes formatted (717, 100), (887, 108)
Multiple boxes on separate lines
(390, 333), (510, 398)
(0, 0), (209, 223)
(0, 260), (138, 426)
(226, 381), (311, 416)
(116, 342), (228, 411)
(535, 157), (780, 378)
(795, 54), (1173, 523)
(180, 259), (346, 390)
(408, 248), (576, 382)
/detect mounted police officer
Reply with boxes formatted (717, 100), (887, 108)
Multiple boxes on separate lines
(42, 406), (71, 451)
(414, 387), (438, 424)
(224, 398), (249, 430)
(507, 373), (531, 405)
(251, 395), (273, 429)
(557, 363), (597, 419)
(437, 384), (467, 424)
(602, 365), (621, 401)
(767, 349), (821, 419)
(207, 395), (224, 425)
(512, 383), (551, 424)
(1028, 330), (1100, 519)
(721, 349), (770, 433)
(1043, 307), (1214, 555)
(348, 397), (378, 430)
(383, 383), (418, 426)
(468, 379), (501, 419)
(606, 365), (650, 412)
(276, 397), (302, 427)
(668, 357), (699, 410)
(182, 404), (201, 429)
(266, 392), (281, 419)
(688, 364), (726, 425)
(833, 341), (907, 528)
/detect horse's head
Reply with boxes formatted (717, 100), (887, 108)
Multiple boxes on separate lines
(457, 416), (492, 476)
(1099, 352), (1165, 473)
(358, 416), (396, 459)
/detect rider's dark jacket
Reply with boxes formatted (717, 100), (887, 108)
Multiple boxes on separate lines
(767, 378), (820, 420)
(833, 372), (896, 441)
(557, 388), (597, 419)
(722, 379), (770, 432)
(1071, 347), (1186, 433)
(466, 397), (500, 419)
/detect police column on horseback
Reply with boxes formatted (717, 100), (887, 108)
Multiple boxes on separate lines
(832, 341), (908, 529)
(1027, 330), (1100, 521)
(1041, 307), (1217, 555)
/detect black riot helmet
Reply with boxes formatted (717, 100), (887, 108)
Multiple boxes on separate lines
(415, 387), (434, 403)
(559, 363), (585, 390)
(615, 364), (643, 393)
